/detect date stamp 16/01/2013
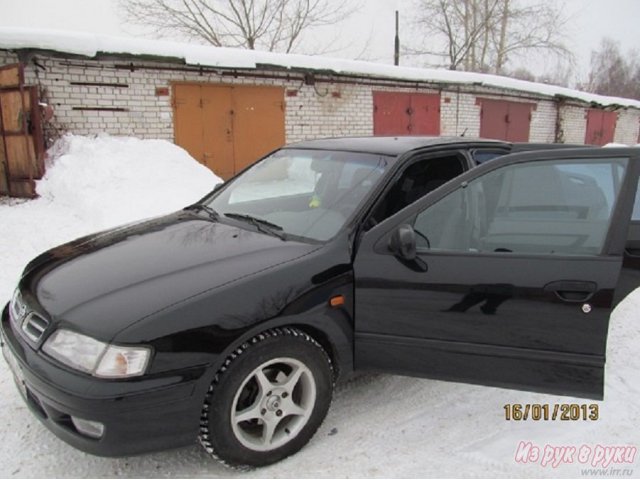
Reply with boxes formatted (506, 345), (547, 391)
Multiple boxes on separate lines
(503, 403), (599, 421)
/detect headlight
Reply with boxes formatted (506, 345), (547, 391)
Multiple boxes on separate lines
(43, 329), (107, 373)
(10, 288), (27, 321)
(43, 329), (150, 378)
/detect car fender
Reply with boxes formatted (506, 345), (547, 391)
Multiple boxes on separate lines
(203, 273), (354, 385)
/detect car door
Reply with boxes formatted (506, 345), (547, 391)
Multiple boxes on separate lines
(353, 148), (640, 399)
(618, 182), (640, 305)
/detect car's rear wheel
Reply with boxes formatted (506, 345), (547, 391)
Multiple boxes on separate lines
(198, 327), (333, 468)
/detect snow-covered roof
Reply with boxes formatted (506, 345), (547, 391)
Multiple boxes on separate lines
(2, 26), (639, 110)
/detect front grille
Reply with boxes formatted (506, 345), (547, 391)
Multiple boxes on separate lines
(21, 313), (49, 343)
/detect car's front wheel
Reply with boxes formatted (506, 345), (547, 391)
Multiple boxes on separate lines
(198, 327), (333, 468)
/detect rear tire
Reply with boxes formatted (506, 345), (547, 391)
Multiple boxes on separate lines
(198, 327), (333, 468)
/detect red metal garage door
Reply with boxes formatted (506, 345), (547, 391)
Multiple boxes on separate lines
(585, 109), (617, 145)
(478, 98), (533, 142)
(373, 92), (440, 135)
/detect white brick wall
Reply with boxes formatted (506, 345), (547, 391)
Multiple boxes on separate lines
(558, 104), (587, 144)
(440, 92), (480, 137)
(614, 109), (640, 144)
(529, 100), (556, 143)
(285, 83), (372, 143)
(2, 49), (640, 148)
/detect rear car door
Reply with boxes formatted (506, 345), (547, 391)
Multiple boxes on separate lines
(353, 148), (640, 399)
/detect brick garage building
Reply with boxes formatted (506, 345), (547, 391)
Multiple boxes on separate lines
(1, 28), (639, 181)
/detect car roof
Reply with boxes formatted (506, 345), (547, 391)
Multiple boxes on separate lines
(283, 136), (508, 156)
(510, 142), (591, 152)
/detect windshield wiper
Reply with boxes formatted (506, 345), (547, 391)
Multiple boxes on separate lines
(185, 204), (219, 221)
(224, 212), (286, 240)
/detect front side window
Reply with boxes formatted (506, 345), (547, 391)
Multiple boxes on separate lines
(413, 158), (628, 256)
(207, 149), (391, 241)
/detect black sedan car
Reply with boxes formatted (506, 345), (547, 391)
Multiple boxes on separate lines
(2, 136), (640, 467)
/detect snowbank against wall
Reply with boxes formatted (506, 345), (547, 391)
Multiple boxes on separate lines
(37, 135), (221, 229)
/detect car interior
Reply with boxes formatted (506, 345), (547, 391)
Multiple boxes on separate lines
(367, 153), (466, 227)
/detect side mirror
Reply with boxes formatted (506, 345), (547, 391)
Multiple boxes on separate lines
(389, 224), (417, 260)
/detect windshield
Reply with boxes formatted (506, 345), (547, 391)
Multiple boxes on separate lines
(204, 148), (391, 241)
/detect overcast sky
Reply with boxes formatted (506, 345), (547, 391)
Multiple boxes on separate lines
(1, 0), (638, 84)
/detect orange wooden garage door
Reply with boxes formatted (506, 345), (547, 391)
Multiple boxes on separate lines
(173, 84), (285, 180)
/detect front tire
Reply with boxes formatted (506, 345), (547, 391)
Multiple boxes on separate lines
(198, 327), (333, 468)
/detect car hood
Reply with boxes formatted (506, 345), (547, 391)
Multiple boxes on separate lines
(21, 211), (320, 342)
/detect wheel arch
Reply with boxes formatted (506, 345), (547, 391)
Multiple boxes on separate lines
(206, 312), (353, 386)
(289, 322), (346, 381)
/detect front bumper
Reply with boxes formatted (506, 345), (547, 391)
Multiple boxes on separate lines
(1, 304), (209, 457)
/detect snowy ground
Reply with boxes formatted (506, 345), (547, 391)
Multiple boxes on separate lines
(1, 136), (639, 478)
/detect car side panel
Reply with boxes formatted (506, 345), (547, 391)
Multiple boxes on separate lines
(355, 334), (604, 399)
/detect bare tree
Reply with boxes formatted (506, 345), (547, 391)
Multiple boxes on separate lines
(586, 38), (640, 100)
(120, 0), (357, 53)
(407, 0), (573, 74)
(404, 0), (502, 71)
(493, 0), (572, 73)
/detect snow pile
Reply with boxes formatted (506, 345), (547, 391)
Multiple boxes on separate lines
(36, 135), (221, 230)
(1, 26), (639, 109)
(603, 143), (640, 148)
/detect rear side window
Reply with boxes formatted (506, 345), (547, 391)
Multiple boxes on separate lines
(413, 158), (628, 256)
(472, 150), (507, 165)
